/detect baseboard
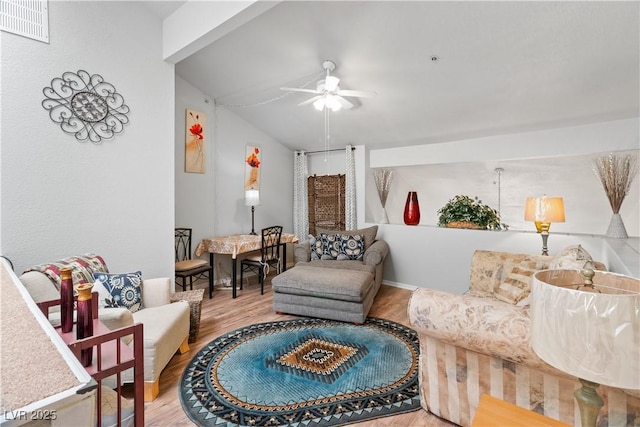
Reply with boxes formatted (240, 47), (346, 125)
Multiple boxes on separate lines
(381, 280), (418, 291)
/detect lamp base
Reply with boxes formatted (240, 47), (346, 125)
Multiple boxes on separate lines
(574, 378), (604, 427)
(540, 231), (549, 256)
(250, 206), (256, 235)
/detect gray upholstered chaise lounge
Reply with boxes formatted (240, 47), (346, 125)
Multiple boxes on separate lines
(272, 226), (388, 323)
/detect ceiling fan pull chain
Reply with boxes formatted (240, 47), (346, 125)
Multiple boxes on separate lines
(324, 107), (330, 162)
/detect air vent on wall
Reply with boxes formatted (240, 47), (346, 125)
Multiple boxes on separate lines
(0, 0), (49, 43)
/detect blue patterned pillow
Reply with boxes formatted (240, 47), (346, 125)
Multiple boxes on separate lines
(321, 233), (341, 260)
(93, 271), (143, 313)
(310, 235), (323, 260)
(337, 234), (365, 261)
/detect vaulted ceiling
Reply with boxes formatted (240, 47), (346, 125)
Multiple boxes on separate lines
(147, 1), (639, 153)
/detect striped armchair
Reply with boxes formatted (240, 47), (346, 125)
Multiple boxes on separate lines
(408, 249), (639, 426)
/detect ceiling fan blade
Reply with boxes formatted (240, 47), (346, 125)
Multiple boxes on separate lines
(281, 87), (319, 94)
(324, 75), (340, 92)
(336, 96), (354, 110)
(298, 95), (322, 107)
(336, 89), (377, 98)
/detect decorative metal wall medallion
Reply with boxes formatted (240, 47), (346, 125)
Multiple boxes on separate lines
(42, 70), (130, 143)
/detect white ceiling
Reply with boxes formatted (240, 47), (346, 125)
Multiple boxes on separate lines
(150, 1), (640, 153)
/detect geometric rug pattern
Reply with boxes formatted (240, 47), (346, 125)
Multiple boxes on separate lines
(264, 333), (369, 384)
(179, 317), (420, 426)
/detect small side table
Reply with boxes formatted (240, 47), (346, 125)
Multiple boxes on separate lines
(171, 288), (205, 343)
(471, 394), (570, 427)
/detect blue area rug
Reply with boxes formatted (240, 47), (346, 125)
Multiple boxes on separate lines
(179, 317), (421, 426)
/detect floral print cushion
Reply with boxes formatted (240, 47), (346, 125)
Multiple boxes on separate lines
(549, 244), (594, 269)
(468, 251), (527, 297)
(494, 257), (551, 305)
(469, 250), (552, 305)
(409, 287), (548, 368)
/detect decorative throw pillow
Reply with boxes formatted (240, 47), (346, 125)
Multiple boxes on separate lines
(494, 258), (547, 306)
(92, 279), (117, 309)
(550, 245), (594, 270)
(316, 225), (378, 250)
(310, 235), (324, 260)
(93, 271), (143, 313)
(320, 233), (341, 260)
(337, 234), (365, 261)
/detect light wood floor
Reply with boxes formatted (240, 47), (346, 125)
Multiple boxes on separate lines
(140, 275), (456, 426)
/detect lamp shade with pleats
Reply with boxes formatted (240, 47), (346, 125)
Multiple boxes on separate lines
(531, 269), (640, 389)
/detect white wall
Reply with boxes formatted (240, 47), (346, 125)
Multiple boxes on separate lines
(371, 118), (639, 167)
(0, 2), (175, 277)
(174, 77), (216, 252)
(213, 106), (294, 235)
(363, 118), (640, 289)
(376, 223), (638, 293)
(193, 105), (294, 283)
(367, 119), (639, 235)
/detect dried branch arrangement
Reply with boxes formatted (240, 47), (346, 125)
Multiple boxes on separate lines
(373, 169), (393, 208)
(593, 153), (638, 213)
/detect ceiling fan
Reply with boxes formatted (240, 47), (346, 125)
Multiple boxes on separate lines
(281, 60), (376, 111)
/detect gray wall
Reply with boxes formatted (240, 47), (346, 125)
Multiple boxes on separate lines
(306, 119), (639, 289)
(1, 2), (175, 277)
(174, 79), (294, 284)
(368, 118), (639, 235)
(174, 77), (216, 253)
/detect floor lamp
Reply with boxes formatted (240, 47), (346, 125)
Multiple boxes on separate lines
(245, 189), (260, 235)
(531, 268), (640, 427)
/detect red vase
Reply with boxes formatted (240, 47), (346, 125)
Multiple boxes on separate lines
(76, 283), (94, 367)
(60, 267), (74, 333)
(404, 191), (420, 225)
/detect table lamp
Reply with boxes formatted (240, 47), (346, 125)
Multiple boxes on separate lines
(531, 268), (640, 427)
(524, 196), (565, 255)
(245, 189), (260, 235)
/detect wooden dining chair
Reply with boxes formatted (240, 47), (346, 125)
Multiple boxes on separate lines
(240, 226), (283, 295)
(175, 228), (214, 298)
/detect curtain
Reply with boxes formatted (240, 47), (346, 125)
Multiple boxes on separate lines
(293, 151), (309, 241)
(345, 144), (356, 230)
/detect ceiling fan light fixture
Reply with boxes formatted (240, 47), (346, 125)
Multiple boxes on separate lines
(325, 95), (342, 112)
(313, 95), (342, 112)
(283, 60), (372, 112)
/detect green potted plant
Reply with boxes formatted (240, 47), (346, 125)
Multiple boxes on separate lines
(437, 195), (506, 230)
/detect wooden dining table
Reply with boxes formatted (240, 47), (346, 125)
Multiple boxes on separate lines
(194, 233), (299, 298)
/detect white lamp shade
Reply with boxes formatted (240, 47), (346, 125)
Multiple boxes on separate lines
(524, 196), (565, 222)
(531, 270), (640, 389)
(245, 189), (260, 206)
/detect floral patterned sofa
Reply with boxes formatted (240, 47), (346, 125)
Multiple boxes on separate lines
(408, 249), (640, 426)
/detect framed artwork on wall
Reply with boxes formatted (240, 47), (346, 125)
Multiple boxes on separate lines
(185, 109), (206, 173)
(245, 145), (261, 190)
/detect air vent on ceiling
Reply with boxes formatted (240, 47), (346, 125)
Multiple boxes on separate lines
(0, 0), (49, 43)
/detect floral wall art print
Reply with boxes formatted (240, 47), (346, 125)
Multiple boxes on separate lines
(185, 109), (206, 173)
(245, 145), (261, 190)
